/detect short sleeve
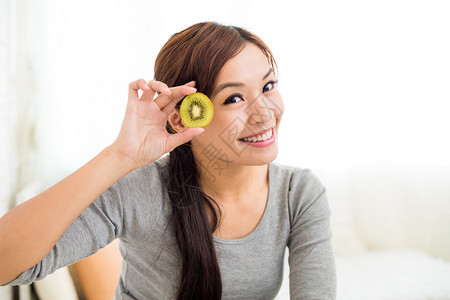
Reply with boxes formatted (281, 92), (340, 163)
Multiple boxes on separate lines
(287, 169), (337, 299)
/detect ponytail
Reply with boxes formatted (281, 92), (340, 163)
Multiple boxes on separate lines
(167, 144), (222, 299)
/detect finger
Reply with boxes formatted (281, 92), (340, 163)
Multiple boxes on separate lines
(128, 79), (149, 102)
(154, 86), (197, 110)
(161, 98), (179, 115)
(137, 80), (150, 91)
(161, 93), (189, 115)
(140, 80), (171, 102)
(168, 85), (198, 99)
(148, 80), (171, 95)
(184, 80), (196, 88)
(166, 128), (205, 151)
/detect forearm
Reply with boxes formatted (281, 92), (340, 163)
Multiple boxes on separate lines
(0, 145), (134, 285)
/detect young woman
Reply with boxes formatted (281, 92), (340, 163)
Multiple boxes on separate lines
(0, 22), (336, 299)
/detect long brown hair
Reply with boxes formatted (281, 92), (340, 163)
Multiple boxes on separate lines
(153, 22), (277, 300)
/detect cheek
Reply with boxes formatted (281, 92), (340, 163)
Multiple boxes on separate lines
(201, 112), (246, 148)
(273, 93), (284, 115)
(210, 110), (245, 133)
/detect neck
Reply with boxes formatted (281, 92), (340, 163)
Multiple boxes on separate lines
(196, 157), (269, 203)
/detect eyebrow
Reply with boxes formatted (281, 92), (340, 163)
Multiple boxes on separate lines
(211, 68), (274, 98)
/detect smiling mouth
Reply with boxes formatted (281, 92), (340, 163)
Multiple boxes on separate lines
(239, 128), (274, 142)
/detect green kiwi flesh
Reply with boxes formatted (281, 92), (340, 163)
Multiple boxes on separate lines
(180, 93), (214, 128)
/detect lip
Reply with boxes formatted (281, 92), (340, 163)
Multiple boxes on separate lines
(239, 128), (276, 148)
(239, 127), (274, 140)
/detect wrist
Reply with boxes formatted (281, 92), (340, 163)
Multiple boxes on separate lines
(104, 144), (139, 174)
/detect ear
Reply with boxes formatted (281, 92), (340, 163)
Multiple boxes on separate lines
(168, 109), (187, 133)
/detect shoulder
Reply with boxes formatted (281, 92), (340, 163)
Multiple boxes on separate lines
(97, 155), (171, 225)
(120, 154), (169, 184)
(108, 154), (170, 196)
(269, 160), (325, 194)
(269, 161), (328, 224)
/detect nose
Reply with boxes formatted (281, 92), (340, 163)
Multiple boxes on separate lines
(246, 94), (276, 125)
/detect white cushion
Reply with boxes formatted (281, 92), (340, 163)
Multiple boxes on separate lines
(336, 250), (450, 300)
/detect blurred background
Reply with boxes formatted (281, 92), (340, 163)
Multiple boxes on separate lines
(1, 0), (450, 299)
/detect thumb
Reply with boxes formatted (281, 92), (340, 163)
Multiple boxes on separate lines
(166, 127), (205, 151)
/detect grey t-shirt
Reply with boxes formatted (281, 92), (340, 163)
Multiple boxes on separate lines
(7, 154), (336, 299)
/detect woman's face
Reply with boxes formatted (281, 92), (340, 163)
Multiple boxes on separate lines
(190, 43), (284, 173)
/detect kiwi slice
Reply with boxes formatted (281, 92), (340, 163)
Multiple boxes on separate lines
(180, 93), (214, 128)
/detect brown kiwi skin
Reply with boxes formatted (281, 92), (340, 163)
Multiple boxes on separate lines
(179, 93), (214, 128)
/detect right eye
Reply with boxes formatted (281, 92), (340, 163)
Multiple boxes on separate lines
(223, 94), (244, 105)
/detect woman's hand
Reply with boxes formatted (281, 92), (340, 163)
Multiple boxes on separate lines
(111, 79), (204, 169)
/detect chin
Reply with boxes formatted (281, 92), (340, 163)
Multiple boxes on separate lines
(242, 147), (278, 166)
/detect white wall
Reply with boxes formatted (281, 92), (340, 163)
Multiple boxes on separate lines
(274, 0), (450, 260)
(15, 0), (450, 263)
(0, 0), (15, 212)
(0, 0), (16, 298)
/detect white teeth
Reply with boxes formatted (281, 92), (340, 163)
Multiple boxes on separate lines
(242, 129), (273, 142)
